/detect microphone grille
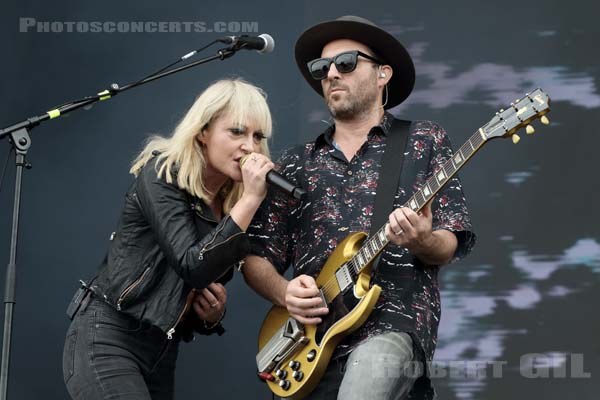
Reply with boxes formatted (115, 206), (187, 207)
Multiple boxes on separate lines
(239, 154), (250, 166)
(258, 33), (275, 54)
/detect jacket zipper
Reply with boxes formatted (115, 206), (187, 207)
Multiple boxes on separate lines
(201, 231), (244, 255)
(198, 215), (244, 260)
(166, 290), (195, 340)
(116, 266), (151, 311)
(201, 215), (229, 244)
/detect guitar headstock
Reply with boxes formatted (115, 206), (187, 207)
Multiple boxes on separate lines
(482, 88), (551, 143)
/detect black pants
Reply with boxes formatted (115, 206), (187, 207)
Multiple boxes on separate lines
(63, 297), (180, 400)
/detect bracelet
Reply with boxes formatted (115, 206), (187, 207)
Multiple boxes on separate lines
(203, 307), (226, 330)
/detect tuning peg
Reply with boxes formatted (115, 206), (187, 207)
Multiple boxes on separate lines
(512, 134), (521, 144)
(526, 125), (535, 135)
(541, 115), (550, 125)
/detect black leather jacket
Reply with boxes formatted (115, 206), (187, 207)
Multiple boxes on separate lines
(90, 156), (250, 339)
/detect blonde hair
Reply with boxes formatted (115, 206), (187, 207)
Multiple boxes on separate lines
(130, 78), (272, 212)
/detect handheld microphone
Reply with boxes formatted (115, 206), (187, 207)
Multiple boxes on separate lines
(217, 34), (275, 54)
(240, 155), (306, 200)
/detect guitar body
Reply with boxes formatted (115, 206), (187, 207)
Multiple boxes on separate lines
(257, 232), (381, 399)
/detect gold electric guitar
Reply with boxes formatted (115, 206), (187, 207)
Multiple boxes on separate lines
(256, 89), (551, 398)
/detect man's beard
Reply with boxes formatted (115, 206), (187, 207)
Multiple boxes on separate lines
(326, 77), (379, 121)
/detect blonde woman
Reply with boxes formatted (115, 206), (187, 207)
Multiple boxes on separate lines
(63, 78), (274, 400)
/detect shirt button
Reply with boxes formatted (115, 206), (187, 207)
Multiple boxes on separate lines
(347, 170), (353, 176)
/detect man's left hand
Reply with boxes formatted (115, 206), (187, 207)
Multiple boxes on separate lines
(385, 201), (434, 254)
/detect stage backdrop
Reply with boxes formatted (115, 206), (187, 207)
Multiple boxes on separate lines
(0, 0), (598, 399)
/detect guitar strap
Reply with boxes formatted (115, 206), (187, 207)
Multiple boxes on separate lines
(367, 118), (412, 274)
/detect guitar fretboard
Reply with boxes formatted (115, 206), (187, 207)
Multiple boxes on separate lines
(345, 130), (487, 278)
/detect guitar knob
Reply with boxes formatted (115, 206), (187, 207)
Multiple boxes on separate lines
(288, 360), (301, 370)
(293, 370), (304, 382)
(275, 369), (287, 379)
(512, 134), (521, 144)
(307, 349), (317, 362)
(541, 115), (550, 125)
(526, 125), (535, 135)
(279, 380), (291, 391)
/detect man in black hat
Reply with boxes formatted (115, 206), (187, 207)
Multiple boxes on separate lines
(244, 16), (476, 399)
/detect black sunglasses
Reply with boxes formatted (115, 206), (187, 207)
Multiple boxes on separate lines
(307, 50), (384, 80)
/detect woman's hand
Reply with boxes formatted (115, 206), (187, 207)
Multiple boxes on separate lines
(192, 283), (227, 324)
(240, 152), (274, 201)
(229, 152), (274, 231)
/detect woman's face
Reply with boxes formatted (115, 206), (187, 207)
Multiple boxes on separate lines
(198, 113), (266, 184)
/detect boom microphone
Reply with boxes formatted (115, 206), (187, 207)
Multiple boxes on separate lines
(217, 34), (275, 54)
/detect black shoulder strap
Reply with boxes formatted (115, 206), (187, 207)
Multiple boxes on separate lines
(369, 118), (411, 237)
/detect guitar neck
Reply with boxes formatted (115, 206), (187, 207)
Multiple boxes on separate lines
(346, 129), (487, 277)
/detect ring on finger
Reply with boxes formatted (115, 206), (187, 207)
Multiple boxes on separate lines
(394, 229), (403, 236)
(210, 301), (219, 308)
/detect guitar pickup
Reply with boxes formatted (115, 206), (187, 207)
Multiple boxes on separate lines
(335, 265), (353, 291)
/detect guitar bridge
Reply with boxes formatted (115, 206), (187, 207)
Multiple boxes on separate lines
(256, 318), (309, 373)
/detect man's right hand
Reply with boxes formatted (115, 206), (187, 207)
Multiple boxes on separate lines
(285, 274), (329, 325)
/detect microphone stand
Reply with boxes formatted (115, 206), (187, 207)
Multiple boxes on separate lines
(0, 45), (240, 400)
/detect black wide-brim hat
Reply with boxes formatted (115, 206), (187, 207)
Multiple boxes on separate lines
(295, 15), (415, 109)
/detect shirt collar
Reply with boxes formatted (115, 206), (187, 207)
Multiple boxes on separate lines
(314, 111), (393, 151)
